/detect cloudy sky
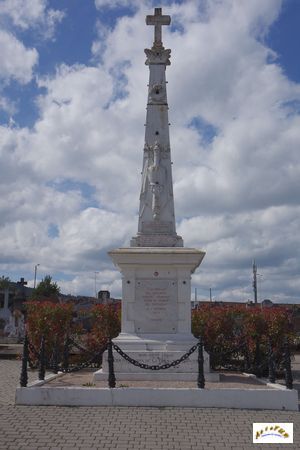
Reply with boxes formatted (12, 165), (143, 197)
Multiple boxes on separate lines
(0, 0), (299, 303)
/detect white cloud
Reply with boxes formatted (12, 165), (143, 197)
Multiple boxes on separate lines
(0, 30), (38, 83)
(0, 0), (64, 39)
(0, 0), (64, 116)
(0, 0), (45, 26)
(20, 62), (143, 213)
(0, 96), (17, 116)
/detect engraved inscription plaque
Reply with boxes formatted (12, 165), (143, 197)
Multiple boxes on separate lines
(142, 221), (172, 234)
(135, 279), (178, 333)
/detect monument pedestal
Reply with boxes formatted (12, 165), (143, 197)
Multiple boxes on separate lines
(94, 247), (218, 382)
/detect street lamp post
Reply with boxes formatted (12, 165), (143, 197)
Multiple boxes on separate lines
(34, 264), (40, 288)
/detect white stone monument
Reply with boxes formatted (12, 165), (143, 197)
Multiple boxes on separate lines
(95, 8), (216, 381)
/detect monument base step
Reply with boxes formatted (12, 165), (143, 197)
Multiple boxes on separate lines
(15, 381), (298, 410)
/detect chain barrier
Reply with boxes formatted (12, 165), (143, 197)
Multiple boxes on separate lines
(67, 336), (100, 356)
(51, 344), (107, 373)
(26, 335), (107, 373)
(60, 353), (104, 373)
(112, 342), (199, 371)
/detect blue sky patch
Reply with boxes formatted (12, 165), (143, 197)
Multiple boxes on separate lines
(47, 223), (59, 239)
(95, 4), (137, 27)
(266, 0), (300, 83)
(170, 18), (185, 35)
(33, 0), (96, 74)
(188, 116), (218, 145)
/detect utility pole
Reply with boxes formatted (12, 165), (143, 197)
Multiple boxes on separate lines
(34, 264), (40, 289)
(193, 287), (197, 309)
(253, 260), (257, 304)
(209, 287), (212, 302)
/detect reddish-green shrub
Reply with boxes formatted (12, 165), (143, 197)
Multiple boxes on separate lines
(85, 303), (121, 353)
(25, 301), (76, 363)
(192, 304), (294, 368)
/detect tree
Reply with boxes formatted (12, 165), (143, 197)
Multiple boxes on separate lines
(0, 276), (12, 313)
(0, 276), (11, 290)
(31, 275), (61, 301)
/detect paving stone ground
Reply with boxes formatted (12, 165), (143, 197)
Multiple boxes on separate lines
(0, 359), (300, 450)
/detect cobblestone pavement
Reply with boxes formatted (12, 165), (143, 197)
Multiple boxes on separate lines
(0, 360), (299, 450)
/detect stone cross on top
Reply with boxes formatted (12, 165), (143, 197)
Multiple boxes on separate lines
(146, 7), (171, 47)
(17, 277), (27, 287)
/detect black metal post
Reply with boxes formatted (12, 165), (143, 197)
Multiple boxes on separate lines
(108, 338), (116, 388)
(283, 337), (293, 390)
(52, 339), (59, 374)
(253, 337), (262, 377)
(62, 335), (69, 372)
(20, 334), (29, 387)
(268, 337), (276, 383)
(197, 337), (205, 389)
(38, 336), (46, 381)
(243, 340), (251, 372)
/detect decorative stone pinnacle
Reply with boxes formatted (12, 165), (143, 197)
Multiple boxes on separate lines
(146, 7), (171, 48)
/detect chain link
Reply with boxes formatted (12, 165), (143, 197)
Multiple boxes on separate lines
(68, 336), (100, 355)
(61, 344), (107, 373)
(27, 336), (107, 373)
(62, 357), (101, 373)
(112, 342), (199, 370)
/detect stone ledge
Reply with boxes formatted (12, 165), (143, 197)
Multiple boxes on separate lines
(15, 371), (298, 410)
(15, 383), (298, 410)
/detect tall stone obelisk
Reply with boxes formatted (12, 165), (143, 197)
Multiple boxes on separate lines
(130, 8), (183, 248)
(94, 8), (214, 382)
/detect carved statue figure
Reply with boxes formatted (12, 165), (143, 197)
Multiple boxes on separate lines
(148, 142), (163, 219)
(141, 142), (167, 220)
